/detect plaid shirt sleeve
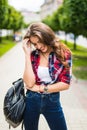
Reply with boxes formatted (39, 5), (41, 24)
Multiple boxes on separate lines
(58, 54), (72, 84)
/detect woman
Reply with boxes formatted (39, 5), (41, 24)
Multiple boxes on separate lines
(22, 22), (72, 130)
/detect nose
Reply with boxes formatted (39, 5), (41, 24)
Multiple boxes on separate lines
(37, 44), (42, 50)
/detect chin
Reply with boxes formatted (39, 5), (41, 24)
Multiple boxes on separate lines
(42, 49), (47, 53)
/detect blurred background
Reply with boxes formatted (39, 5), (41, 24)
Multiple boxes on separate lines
(0, 0), (87, 130)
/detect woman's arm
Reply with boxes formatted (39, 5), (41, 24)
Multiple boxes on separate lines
(22, 39), (35, 88)
(40, 82), (70, 93)
(25, 82), (69, 93)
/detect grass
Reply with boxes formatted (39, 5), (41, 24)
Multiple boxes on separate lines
(0, 39), (16, 57)
(62, 40), (87, 80)
(72, 57), (87, 79)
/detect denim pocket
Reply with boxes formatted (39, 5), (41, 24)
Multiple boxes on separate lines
(26, 91), (37, 99)
(49, 93), (60, 103)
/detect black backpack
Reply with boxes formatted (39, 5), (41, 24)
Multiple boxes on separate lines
(3, 78), (25, 129)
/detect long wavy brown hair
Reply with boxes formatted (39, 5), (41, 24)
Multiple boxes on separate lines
(24, 22), (71, 67)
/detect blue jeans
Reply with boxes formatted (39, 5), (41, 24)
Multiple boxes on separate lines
(23, 90), (67, 130)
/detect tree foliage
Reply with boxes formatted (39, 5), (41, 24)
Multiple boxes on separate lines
(42, 0), (87, 50)
(42, 10), (60, 32)
(0, 1), (24, 31)
(4, 5), (24, 32)
(62, 0), (87, 49)
(0, 0), (8, 29)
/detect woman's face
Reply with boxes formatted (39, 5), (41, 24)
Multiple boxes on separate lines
(30, 36), (49, 53)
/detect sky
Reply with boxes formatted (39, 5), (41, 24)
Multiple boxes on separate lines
(8, 0), (45, 12)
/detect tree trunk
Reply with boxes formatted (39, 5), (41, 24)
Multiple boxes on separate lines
(73, 35), (77, 50)
(65, 32), (67, 44)
(6, 30), (9, 39)
(0, 30), (2, 43)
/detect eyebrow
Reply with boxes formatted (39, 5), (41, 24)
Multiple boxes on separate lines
(30, 40), (40, 44)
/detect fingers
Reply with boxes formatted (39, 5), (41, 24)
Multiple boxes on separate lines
(22, 39), (31, 55)
(23, 38), (30, 46)
(22, 38), (30, 49)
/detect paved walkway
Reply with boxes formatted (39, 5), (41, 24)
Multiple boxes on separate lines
(0, 42), (87, 130)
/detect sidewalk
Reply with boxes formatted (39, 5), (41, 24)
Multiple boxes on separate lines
(0, 42), (87, 130)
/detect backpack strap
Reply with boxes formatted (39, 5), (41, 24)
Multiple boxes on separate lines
(21, 121), (24, 130)
(9, 125), (11, 129)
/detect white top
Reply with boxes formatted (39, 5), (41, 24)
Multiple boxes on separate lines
(37, 66), (52, 83)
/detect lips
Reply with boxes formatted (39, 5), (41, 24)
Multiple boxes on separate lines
(41, 48), (45, 52)
(40, 47), (44, 51)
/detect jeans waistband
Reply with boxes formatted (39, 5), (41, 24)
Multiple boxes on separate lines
(26, 90), (59, 95)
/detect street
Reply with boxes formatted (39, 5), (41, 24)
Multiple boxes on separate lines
(0, 42), (87, 130)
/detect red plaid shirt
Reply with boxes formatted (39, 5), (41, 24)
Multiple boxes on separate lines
(31, 50), (72, 85)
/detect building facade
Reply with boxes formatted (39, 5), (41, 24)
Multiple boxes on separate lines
(40, 0), (63, 19)
(21, 9), (41, 24)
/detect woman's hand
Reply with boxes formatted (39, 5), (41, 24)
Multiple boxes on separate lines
(22, 38), (31, 56)
(25, 84), (45, 93)
(25, 84), (40, 93)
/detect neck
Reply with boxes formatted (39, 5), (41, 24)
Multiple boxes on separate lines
(41, 52), (49, 57)
(41, 52), (48, 58)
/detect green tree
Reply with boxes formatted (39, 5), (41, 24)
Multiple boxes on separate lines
(4, 6), (24, 38)
(50, 10), (60, 32)
(42, 15), (53, 29)
(0, 0), (8, 41)
(58, 5), (71, 44)
(62, 0), (87, 49)
(42, 10), (60, 32)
